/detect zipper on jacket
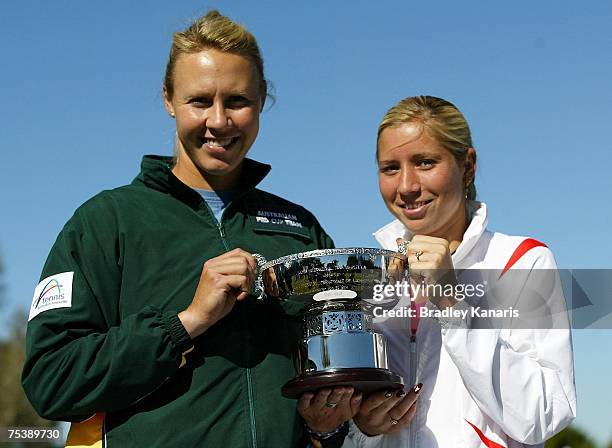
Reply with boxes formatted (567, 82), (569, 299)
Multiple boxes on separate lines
(408, 334), (417, 447)
(217, 222), (228, 250)
(198, 196), (258, 447)
(216, 212), (256, 447)
(196, 198), (230, 251)
(409, 334), (417, 448)
(246, 368), (258, 448)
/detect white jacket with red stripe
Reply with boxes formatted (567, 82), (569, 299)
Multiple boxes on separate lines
(344, 201), (576, 448)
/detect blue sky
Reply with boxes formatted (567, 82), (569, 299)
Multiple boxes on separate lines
(1, 0), (611, 444)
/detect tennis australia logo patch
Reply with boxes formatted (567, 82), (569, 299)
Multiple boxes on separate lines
(29, 272), (74, 321)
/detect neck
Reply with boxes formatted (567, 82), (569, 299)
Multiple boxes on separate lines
(445, 202), (469, 252)
(172, 157), (242, 191)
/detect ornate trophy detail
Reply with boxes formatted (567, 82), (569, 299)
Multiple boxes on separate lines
(255, 248), (407, 398)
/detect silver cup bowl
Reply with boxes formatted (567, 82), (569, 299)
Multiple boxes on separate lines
(256, 248), (407, 398)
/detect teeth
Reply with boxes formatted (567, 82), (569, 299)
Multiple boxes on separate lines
(404, 201), (429, 210)
(205, 137), (235, 147)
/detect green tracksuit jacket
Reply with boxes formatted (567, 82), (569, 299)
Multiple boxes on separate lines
(22, 155), (334, 447)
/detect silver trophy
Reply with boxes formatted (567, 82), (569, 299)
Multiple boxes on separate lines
(256, 248), (406, 398)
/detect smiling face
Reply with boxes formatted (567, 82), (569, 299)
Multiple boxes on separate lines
(377, 123), (475, 243)
(163, 49), (264, 190)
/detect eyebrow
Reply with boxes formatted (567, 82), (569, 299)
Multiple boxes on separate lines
(410, 152), (443, 159)
(378, 151), (443, 163)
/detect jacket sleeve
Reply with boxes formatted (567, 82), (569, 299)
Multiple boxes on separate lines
(22, 203), (193, 421)
(441, 247), (577, 444)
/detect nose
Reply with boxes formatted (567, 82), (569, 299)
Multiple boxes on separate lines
(206, 101), (230, 129)
(397, 168), (420, 195)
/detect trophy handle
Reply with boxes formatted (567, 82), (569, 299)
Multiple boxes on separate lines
(252, 253), (268, 300)
(397, 240), (409, 255)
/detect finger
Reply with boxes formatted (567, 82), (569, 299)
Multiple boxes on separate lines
(350, 392), (363, 415)
(337, 387), (355, 408)
(388, 385), (421, 419)
(208, 248), (249, 262)
(222, 249), (258, 272)
(359, 389), (399, 413)
(325, 388), (346, 409)
(390, 401), (417, 432)
(312, 389), (333, 409)
(409, 240), (449, 256)
(222, 274), (253, 296)
(232, 249), (258, 272)
(221, 247), (253, 257)
(206, 257), (256, 275)
(219, 263), (256, 288)
(410, 234), (450, 248)
(235, 291), (250, 302)
(297, 392), (314, 413)
(407, 252), (437, 264)
(369, 389), (405, 415)
(332, 386), (353, 399)
(403, 383), (423, 409)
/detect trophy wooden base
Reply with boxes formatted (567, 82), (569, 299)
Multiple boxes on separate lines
(281, 368), (404, 399)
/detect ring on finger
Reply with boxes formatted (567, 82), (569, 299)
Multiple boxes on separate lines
(389, 416), (399, 425)
(415, 251), (424, 262)
(325, 402), (338, 408)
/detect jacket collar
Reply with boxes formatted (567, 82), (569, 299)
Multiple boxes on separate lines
(372, 201), (489, 266)
(132, 155), (271, 209)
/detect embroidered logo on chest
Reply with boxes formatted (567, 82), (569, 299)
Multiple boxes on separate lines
(256, 211), (303, 228)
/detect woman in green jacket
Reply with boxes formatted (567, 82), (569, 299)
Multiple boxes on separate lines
(23, 10), (334, 448)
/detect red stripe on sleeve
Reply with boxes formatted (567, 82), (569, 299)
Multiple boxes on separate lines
(465, 420), (506, 448)
(499, 238), (546, 279)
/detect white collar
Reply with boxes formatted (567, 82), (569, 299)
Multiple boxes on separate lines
(372, 200), (489, 266)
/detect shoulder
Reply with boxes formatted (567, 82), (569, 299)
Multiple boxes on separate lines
(60, 184), (146, 239)
(483, 231), (557, 270)
(71, 182), (159, 218)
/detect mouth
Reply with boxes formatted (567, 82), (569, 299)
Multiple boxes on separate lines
(203, 136), (240, 151)
(397, 199), (433, 218)
(401, 199), (433, 209)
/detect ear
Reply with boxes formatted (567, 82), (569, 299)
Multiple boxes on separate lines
(162, 85), (175, 117)
(259, 80), (267, 112)
(463, 147), (477, 185)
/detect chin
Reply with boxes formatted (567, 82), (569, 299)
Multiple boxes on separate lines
(202, 160), (243, 177)
(396, 215), (430, 235)
(196, 156), (232, 170)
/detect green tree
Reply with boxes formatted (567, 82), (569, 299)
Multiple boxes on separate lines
(0, 313), (60, 448)
(0, 251), (59, 447)
(546, 426), (597, 448)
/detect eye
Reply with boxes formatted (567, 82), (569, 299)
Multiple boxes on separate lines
(225, 96), (253, 109)
(379, 164), (399, 174)
(417, 159), (436, 169)
(188, 97), (213, 108)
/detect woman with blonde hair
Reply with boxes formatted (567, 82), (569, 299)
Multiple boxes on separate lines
(22, 10), (335, 447)
(342, 95), (576, 447)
